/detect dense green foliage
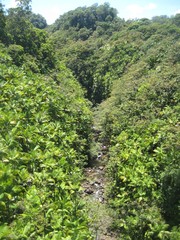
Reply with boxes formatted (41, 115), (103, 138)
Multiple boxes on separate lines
(1, 0), (54, 73)
(0, 43), (92, 239)
(0, 2), (6, 43)
(29, 13), (47, 29)
(94, 14), (180, 240)
(0, 2), (93, 237)
(48, 3), (125, 104)
(0, 1), (179, 239)
(50, 3), (118, 32)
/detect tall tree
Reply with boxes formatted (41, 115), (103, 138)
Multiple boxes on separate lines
(15, 0), (32, 12)
(30, 13), (47, 29)
(0, 1), (6, 43)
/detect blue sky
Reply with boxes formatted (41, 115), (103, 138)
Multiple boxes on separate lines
(2, 0), (180, 24)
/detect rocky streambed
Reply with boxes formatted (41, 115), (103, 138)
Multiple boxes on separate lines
(82, 165), (105, 203)
(81, 149), (117, 240)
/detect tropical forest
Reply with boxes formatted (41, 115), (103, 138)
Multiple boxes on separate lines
(0, 0), (179, 239)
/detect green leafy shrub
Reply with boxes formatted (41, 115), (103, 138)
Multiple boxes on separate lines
(7, 44), (24, 66)
(0, 46), (92, 239)
(96, 24), (180, 238)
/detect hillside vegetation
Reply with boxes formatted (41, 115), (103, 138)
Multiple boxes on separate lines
(0, 1), (179, 239)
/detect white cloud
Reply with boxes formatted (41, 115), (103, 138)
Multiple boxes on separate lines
(127, 4), (144, 16)
(5, 0), (60, 24)
(36, 7), (61, 24)
(174, 9), (180, 14)
(126, 2), (157, 19)
(146, 3), (157, 10)
(7, 0), (17, 8)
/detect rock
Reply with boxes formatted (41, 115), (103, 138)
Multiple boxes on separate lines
(97, 152), (103, 160)
(99, 197), (104, 203)
(84, 188), (94, 194)
(94, 180), (101, 185)
(98, 166), (104, 170)
(99, 184), (104, 189)
(102, 145), (107, 151)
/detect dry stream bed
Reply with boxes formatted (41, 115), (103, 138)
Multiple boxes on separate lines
(81, 148), (118, 240)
